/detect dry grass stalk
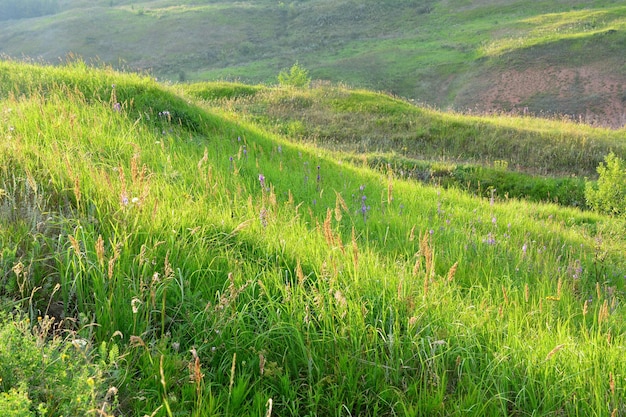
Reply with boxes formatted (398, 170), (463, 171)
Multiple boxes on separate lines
(95, 234), (105, 267)
(334, 290), (347, 319)
(545, 344), (565, 360)
(412, 253), (421, 277)
(447, 262), (458, 283)
(69, 234), (81, 257)
(420, 233), (434, 278)
(259, 352), (266, 377)
(610, 372), (615, 395)
(164, 250), (174, 279)
(288, 189), (294, 205)
(323, 208), (334, 247)
(556, 277), (563, 298)
(189, 347), (204, 383)
(129, 335), (146, 349)
(582, 299), (589, 316)
(232, 220), (252, 235)
(197, 147), (208, 171)
(409, 225), (415, 242)
(598, 299), (609, 324)
(229, 352), (237, 396)
(335, 232), (345, 255)
(108, 242), (121, 280)
(296, 260), (305, 285)
(269, 186), (277, 207)
(334, 201), (343, 222)
(335, 191), (347, 222)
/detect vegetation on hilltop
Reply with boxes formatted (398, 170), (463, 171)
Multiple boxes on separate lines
(1, 60), (626, 416)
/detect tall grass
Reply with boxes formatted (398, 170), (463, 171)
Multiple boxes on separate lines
(1, 60), (625, 416)
(189, 83), (626, 177)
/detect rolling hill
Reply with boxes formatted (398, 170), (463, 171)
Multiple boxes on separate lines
(1, 0), (626, 127)
(1, 58), (626, 416)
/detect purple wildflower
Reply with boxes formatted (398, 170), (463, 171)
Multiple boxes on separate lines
(259, 173), (266, 189)
(483, 232), (496, 245)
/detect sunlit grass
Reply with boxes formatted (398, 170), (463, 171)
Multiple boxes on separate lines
(1, 60), (626, 416)
(480, 6), (626, 56)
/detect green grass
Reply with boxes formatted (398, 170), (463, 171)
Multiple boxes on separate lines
(2, 0), (626, 127)
(2, 59), (626, 416)
(185, 81), (626, 182)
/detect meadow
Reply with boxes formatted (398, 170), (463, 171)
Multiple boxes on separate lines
(1, 59), (626, 416)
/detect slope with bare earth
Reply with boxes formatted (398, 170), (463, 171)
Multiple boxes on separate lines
(454, 28), (626, 127)
(1, 0), (626, 127)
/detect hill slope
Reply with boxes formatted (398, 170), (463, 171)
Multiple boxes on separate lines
(1, 60), (626, 416)
(1, 0), (626, 127)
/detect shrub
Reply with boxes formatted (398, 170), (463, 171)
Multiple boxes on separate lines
(277, 62), (311, 88)
(0, 313), (114, 417)
(585, 152), (626, 216)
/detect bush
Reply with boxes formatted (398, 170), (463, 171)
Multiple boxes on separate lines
(585, 152), (626, 216)
(0, 313), (114, 417)
(277, 62), (311, 88)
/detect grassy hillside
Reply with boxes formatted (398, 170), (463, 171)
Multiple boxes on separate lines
(1, 0), (626, 127)
(2, 60), (626, 416)
(184, 81), (626, 208)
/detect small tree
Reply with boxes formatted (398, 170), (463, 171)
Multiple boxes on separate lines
(585, 152), (626, 216)
(277, 62), (311, 88)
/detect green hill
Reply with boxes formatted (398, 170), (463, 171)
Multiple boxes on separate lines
(1, 0), (626, 127)
(1, 59), (626, 416)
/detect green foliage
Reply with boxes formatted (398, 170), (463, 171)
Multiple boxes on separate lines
(363, 155), (588, 207)
(0, 314), (112, 417)
(277, 62), (311, 88)
(0, 385), (33, 417)
(585, 152), (626, 216)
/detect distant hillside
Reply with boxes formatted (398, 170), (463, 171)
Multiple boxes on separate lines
(1, 0), (625, 127)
